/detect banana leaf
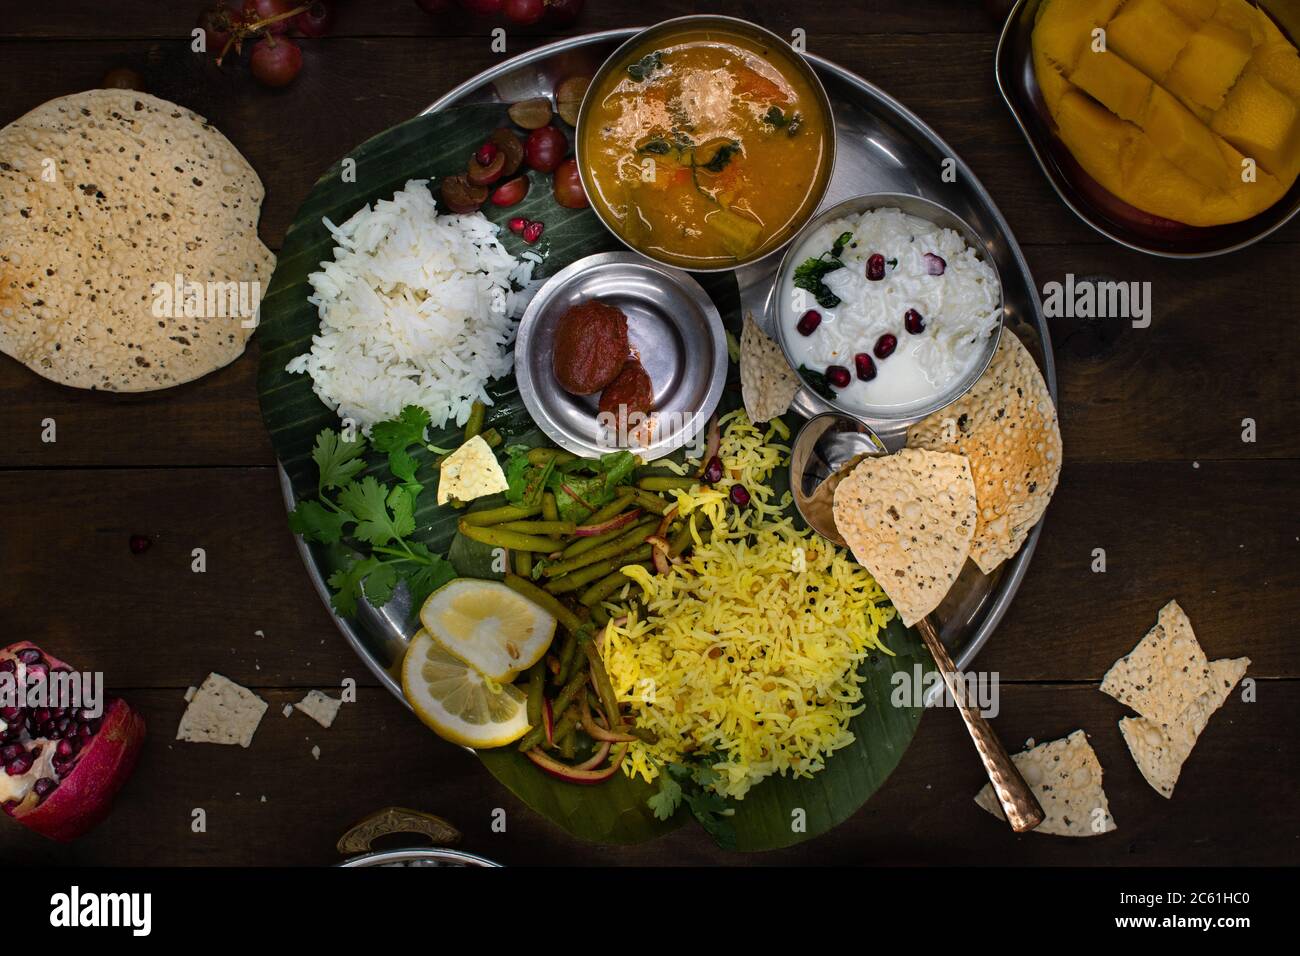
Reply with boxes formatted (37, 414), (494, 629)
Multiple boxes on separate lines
(257, 103), (928, 851)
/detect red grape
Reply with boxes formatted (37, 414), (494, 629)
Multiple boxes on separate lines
(459, 0), (505, 14)
(294, 1), (335, 37)
(244, 0), (296, 34)
(543, 0), (585, 26)
(552, 159), (588, 208)
(524, 126), (567, 173)
(504, 0), (545, 25)
(250, 36), (303, 86)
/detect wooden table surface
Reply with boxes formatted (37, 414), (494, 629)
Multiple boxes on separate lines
(2, 0), (1296, 867)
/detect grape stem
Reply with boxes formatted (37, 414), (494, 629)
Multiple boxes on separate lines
(215, 4), (312, 66)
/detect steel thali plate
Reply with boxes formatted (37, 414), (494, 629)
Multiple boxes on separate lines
(280, 28), (1056, 704)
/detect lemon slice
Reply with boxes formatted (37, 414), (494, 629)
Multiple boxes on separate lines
(401, 629), (531, 748)
(420, 579), (556, 682)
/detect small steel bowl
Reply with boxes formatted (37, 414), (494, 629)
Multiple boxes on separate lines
(996, 0), (1300, 257)
(514, 251), (727, 461)
(574, 15), (837, 273)
(769, 192), (1004, 446)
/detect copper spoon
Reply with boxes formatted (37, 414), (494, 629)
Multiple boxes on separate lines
(790, 413), (1045, 832)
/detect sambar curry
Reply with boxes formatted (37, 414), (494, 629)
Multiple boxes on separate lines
(580, 28), (832, 269)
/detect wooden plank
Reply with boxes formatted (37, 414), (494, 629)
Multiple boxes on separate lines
(0, 462), (1293, 690)
(0, 345), (274, 468)
(0, 682), (1288, 864)
(1027, 241), (1300, 462)
(1, 37), (1295, 253)
(976, 460), (1299, 680)
(0, 467), (360, 686)
(0, 1), (998, 40)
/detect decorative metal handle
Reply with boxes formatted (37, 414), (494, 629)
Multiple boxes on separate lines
(915, 616), (1044, 832)
(337, 807), (462, 855)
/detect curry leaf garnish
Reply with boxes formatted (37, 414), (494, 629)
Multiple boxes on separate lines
(626, 51), (664, 81)
(763, 105), (787, 128)
(793, 257), (844, 309)
(701, 141), (741, 174)
(793, 232), (855, 309)
(798, 365), (836, 401)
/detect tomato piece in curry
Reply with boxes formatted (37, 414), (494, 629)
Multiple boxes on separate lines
(580, 30), (831, 269)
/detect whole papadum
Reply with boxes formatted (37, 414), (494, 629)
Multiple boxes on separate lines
(0, 90), (274, 391)
(908, 329), (1061, 573)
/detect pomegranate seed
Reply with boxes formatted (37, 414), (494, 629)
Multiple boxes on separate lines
(0, 744), (21, 762)
(34, 709), (51, 725)
(0, 659), (14, 673)
(32, 777), (57, 799)
(16, 648), (41, 665)
(904, 309), (925, 334)
(507, 216), (527, 235)
(729, 484), (751, 508)
(796, 310), (822, 336)
(923, 253), (946, 275)
(129, 534), (151, 554)
(874, 334), (897, 359)
(854, 353), (877, 381)
(825, 365), (851, 388)
(2, 800), (17, 816)
(5, 753), (33, 776)
(866, 253), (886, 281)
(522, 220), (544, 243)
(78, 724), (94, 741)
(703, 456), (724, 485)
(0, 706), (20, 721)
(57, 738), (76, 757)
(474, 142), (499, 167)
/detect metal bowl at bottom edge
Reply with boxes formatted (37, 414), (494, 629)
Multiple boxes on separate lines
(338, 847), (501, 867)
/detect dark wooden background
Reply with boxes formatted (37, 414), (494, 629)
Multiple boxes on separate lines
(1, 0), (1295, 866)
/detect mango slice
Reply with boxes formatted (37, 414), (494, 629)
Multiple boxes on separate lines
(1032, 0), (1300, 226)
(1072, 50), (1153, 121)
(1212, 71), (1300, 182)
(1161, 0), (1216, 26)
(1165, 19), (1254, 111)
(1107, 0), (1194, 79)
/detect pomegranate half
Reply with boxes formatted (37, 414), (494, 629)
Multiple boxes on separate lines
(0, 641), (145, 841)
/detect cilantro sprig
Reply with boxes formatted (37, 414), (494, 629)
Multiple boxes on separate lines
(647, 758), (737, 850)
(288, 406), (455, 616)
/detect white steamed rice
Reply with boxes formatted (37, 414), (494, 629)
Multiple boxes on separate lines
(286, 179), (538, 432)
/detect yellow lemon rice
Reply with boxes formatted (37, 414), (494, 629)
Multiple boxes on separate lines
(602, 410), (895, 799)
